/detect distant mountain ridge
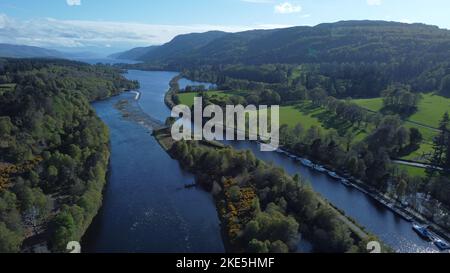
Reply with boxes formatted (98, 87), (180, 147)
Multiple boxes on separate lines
(0, 43), (65, 58)
(110, 31), (227, 62)
(111, 20), (450, 68)
(109, 46), (157, 60)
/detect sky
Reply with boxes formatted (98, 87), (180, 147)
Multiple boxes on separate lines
(0, 0), (449, 55)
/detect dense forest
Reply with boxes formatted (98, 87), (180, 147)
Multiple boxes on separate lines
(0, 58), (138, 252)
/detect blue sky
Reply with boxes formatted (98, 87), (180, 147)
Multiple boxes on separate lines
(1, 0), (449, 55)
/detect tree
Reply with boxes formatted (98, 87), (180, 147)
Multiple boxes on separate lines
(269, 240), (289, 253)
(427, 176), (450, 207)
(0, 222), (22, 253)
(381, 84), (421, 115)
(310, 88), (327, 107)
(409, 128), (423, 148)
(0, 116), (13, 136)
(396, 178), (408, 199)
(229, 186), (241, 203)
(51, 209), (76, 251)
(395, 127), (410, 152)
(440, 74), (450, 97)
(428, 112), (450, 176)
(247, 239), (269, 253)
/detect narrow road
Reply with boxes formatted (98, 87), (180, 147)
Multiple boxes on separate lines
(392, 160), (443, 170)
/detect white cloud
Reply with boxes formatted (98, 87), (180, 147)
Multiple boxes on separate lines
(241, 0), (274, 3)
(66, 0), (81, 6)
(367, 0), (382, 6)
(399, 18), (412, 24)
(0, 14), (8, 28)
(0, 14), (292, 51)
(274, 2), (302, 14)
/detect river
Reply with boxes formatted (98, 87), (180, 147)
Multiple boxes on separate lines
(83, 71), (224, 253)
(84, 69), (441, 253)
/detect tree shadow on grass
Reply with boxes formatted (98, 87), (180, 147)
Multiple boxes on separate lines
(294, 103), (322, 115)
(380, 106), (418, 120)
(313, 111), (354, 135)
(293, 103), (367, 137)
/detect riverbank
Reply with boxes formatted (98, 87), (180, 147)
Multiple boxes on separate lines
(84, 70), (225, 253)
(153, 128), (234, 252)
(154, 127), (382, 252)
(173, 73), (450, 251)
(90, 70), (439, 253)
(276, 146), (450, 245)
(156, 72), (385, 252)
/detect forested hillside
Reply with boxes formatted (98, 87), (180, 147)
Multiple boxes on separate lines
(120, 21), (450, 98)
(113, 31), (227, 63)
(0, 44), (65, 59)
(0, 58), (138, 252)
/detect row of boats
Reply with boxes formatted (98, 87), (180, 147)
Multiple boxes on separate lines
(412, 223), (450, 251)
(275, 147), (450, 252)
(278, 148), (353, 186)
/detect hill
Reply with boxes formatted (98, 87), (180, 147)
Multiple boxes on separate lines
(0, 58), (138, 252)
(0, 43), (65, 58)
(111, 31), (228, 61)
(119, 21), (450, 67)
(109, 46), (158, 60)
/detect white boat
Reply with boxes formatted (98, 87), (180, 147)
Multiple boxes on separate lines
(340, 179), (351, 186)
(412, 223), (433, 241)
(327, 171), (341, 180)
(314, 165), (326, 172)
(301, 159), (313, 168)
(434, 239), (450, 251)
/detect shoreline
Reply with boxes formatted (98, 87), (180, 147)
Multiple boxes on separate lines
(155, 76), (379, 252)
(173, 74), (450, 250)
(153, 127), (377, 252)
(104, 72), (439, 253)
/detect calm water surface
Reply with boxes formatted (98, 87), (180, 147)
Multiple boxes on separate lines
(83, 71), (224, 253)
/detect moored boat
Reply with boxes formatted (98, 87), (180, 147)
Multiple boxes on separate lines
(434, 239), (450, 251)
(340, 179), (351, 187)
(412, 223), (433, 241)
(314, 165), (326, 172)
(327, 171), (341, 180)
(301, 158), (313, 168)
(184, 183), (197, 189)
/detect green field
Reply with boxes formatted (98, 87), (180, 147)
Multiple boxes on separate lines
(177, 90), (441, 176)
(178, 91), (368, 141)
(409, 93), (450, 128)
(395, 164), (427, 177)
(178, 92), (200, 108)
(279, 103), (369, 141)
(353, 93), (450, 163)
(279, 105), (326, 129)
(354, 93), (450, 129)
